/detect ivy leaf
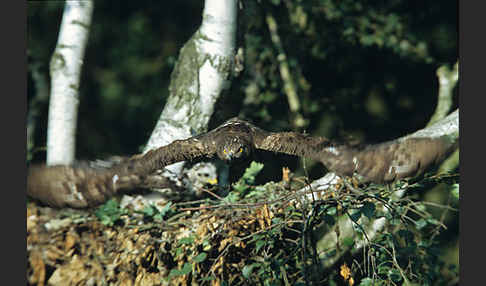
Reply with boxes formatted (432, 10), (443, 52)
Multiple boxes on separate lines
(193, 252), (207, 263)
(377, 265), (390, 275)
(178, 236), (195, 245)
(349, 210), (362, 222)
(142, 205), (155, 217)
(255, 240), (266, 252)
(342, 236), (355, 247)
(242, 263), (260, 279)
(415, 218), (427, 230)
(95, 199), (123, 226)
(327, 207), (337, 216)
(361, 202), (376, 219)
(180, 262), (193, 275)
(169, 262), (193, 278)
(159, 201), (173, 217)
(388, 268), (402, 283)
(358, 277), (374, 286)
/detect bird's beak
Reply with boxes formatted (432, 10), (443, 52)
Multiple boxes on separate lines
(207, 178), (218, 185)
(223, 149), (233, 161)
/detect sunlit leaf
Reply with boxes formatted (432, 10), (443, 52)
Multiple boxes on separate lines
(193, 252), (207, 263)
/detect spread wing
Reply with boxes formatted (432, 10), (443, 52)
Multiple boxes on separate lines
(238, 118), (456, 183)
(27, 137), (217, 208)
(27, 117), (457, 209)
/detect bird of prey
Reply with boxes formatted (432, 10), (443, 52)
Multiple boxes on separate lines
(27, 118), (457, 208)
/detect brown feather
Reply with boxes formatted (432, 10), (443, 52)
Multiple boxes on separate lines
(27, 118), (457, 208)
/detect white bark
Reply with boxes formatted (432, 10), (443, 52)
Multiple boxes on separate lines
(144, 0), (238, 183)
(427, 61), (459, 127)
(46, 1), (93, 166)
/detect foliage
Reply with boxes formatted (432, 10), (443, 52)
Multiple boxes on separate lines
(225, 161), (265, 202)
(94, 198), (127, 226)
(450, 183), (459, 200)
(140, 201), (174, 222)
(122, 164), (458, 284)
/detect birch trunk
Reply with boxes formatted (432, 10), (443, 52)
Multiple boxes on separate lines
(46, 0), (93, 166)
(143, 0), (238, 183)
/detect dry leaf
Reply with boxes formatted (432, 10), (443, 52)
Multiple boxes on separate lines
(340, 263), (351, 280)
(64, 232), (77, 251)
(282, 167), (290, 182)
(29, 250), (45, 286)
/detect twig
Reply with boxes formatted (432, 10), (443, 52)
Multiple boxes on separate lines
(265, 13), (306, 128)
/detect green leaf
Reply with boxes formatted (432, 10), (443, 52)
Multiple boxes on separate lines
(232, 182), (248, 193)
(200, 276), (216, 282)
(224, 192), (240, 203)
(95, 199), (123, 226)
(193, 252), (207, 263)
(327, 206), (337, 216)
(169, 269), (182, 278)
(242, 263), (260, 279)
(242, 161), (264, 184)
(388, 268), (402, 283)
(349, 210), (362, 222)
(178, 236), (195, 245)
(361, 202), (376, 219)
(168, 263), (193, 278)
(153, 213), (163, 222)
(271, 217), (283, 224)
(323, 214), (335, 226)
(142, 205), (155, 217)
(359, 278), (374, 286)
(255, 240), (266, 252)
(415, 218), (428, 230)
(175, 247), (184, 258)
(426, 218), (440, 226)
(231, 162), (265, 199)
(342, 236), (355, 247)
(180, 262), (193, 275)
(377, 265), (390, 275)
(450, 183), (459, 199)
(159, 201), (173, 217)
(389, 218), (401, 226)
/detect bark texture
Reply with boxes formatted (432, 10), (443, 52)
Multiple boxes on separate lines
(46, 1), (93, 165)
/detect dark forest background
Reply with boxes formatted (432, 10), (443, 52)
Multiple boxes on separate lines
(27, 0), (458, 274)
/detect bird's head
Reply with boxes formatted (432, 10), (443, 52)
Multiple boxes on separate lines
(217, 137), (251, 161)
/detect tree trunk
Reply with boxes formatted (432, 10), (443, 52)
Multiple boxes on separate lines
(143, 0), (238, 183)
(46, 0), (93, 166)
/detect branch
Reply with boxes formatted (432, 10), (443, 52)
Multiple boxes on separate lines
(265, 14), (306, 128)
(143, 0), (238, 182)
(427, 61), (459, 127)
(306, 107), (458, 270)
(46, 1), (94, 165)
(304, 109), (459, 269)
